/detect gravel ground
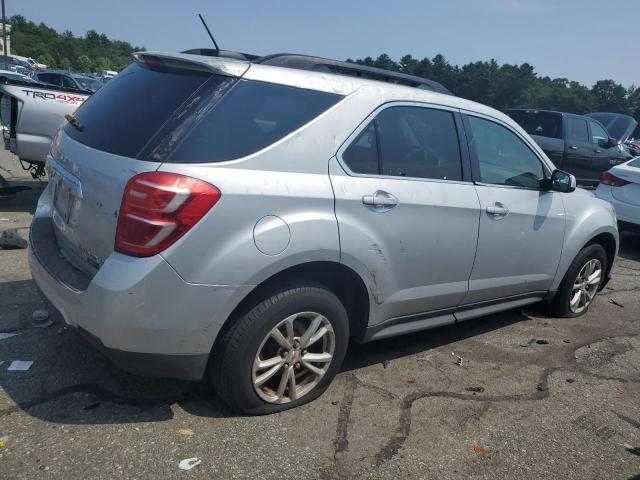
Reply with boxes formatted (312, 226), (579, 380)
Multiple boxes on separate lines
(1, 150), (639, 479)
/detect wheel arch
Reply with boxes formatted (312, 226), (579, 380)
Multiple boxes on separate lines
(584, 231), (617, 285)
(211, 261), (372, 356)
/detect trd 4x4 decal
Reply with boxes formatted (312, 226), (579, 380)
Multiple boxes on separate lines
(21, 89), (86, 105)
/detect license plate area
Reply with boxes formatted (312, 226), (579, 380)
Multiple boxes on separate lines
(49, 158), (83, 226)
(53, 180), (74, 224)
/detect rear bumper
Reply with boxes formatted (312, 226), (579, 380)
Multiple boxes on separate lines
(29, 211), (252, 381)
(595, 184), (640, 226)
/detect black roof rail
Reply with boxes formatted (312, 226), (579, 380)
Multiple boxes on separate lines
(181, 49), (451, 95)
(181, 48), (260, 61)
(254, 54), (452, 95)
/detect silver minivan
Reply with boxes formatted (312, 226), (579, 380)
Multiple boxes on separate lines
(30, 51), (618, 414)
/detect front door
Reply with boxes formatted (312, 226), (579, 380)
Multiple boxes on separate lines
(462, 113), (566, 304)
(330, 104), (480, 325)
(562, 116), (594, 184)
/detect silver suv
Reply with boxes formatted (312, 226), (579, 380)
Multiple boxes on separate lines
(30, 51), (618, 414)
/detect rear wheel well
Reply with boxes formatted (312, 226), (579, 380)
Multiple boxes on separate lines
(586, 232), (616, 279)
(213, 262), (370, 351)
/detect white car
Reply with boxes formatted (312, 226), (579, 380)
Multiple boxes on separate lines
(596, 157), (640, 232)
(11, 55), (47, 71)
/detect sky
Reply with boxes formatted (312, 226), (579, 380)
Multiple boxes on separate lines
(9, 0), (639, 88)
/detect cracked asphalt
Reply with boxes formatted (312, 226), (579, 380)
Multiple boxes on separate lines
(1, 150), (639, 479)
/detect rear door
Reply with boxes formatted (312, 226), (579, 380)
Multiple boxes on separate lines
(462, 113), (565, 304)
(563, 116), (593, 183)
(331, 103), (480, 326)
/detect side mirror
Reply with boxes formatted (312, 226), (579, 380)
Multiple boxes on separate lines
(549, 169), (576, 193)
(600, 137), (618, 149)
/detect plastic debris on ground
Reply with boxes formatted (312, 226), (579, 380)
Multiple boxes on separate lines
(32, 309), (50, 322)
(452, 352), (463, 366)
(0, 229), (28, 249)
(0, 332), (18, 340)
(8, 360), (33, 371)
(473, 446), (485, 454)
(0, 436), (8, 449)
(178, 428), (194, 437)
(178, 458), (201, 470)
(466, 386), (485, 393)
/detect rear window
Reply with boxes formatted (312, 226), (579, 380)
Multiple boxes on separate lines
(65, 61), (342, 162)
(64, 62), (212, 158)
(507, 110), (562, 139)
(162, 80), (342, 163)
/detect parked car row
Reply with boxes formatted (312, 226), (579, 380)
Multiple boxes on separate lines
(506, 109), (636, 186)
(506, 108), (639, 231)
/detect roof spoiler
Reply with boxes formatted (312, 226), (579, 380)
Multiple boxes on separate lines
(133, 51), (250, 78)
(181, 48), (260, 61)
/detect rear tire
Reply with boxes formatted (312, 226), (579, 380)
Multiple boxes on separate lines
(548, 244), (607, 318)
(210, 285), (349, 415)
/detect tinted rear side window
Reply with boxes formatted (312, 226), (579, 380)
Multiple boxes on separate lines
(342, 107), (462, 181)
(38, 73), (60, 86)
(164, 80), (342, 163)
(342, 122), (379, 174)
(376, 107), (462, 181)
(566, 118), (589, 143)
(506, 111), (562, 139)
(64, 62), (211, 158)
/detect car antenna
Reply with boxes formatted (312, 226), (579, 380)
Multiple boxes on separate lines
(198, 13), (220, 51)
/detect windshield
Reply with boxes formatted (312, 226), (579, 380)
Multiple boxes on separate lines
(506, 110), (563, 139)
(73, 76), (102, 92)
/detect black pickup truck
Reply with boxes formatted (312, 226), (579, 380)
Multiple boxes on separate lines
(506, 109), (636, 186)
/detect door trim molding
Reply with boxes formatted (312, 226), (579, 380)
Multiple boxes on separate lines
(359, 291), (547, 342)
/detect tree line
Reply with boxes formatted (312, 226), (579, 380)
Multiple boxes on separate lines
(8, 15), (142, 72)
(351, 54), (639, 132)
(7, 15), (640, 134)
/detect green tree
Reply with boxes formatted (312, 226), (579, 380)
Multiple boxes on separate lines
(591, 80), (628, 113)
(9, 15), (142, 72)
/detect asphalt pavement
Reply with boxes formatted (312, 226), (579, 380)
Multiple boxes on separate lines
(1, 150), (639, 479)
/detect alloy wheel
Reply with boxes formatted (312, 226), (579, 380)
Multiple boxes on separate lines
(569, 258), (602, 314)
(252, 311), (335, 404)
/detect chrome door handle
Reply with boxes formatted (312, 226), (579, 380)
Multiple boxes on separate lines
(594, 149), (602, 153)
(569, 146), (578, 150)
(362, 191), (399, 209)
(486, 203), (509, 218)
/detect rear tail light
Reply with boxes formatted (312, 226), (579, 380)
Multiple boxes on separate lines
(115, 171), (220, 257)
(599, 171), (630, 187)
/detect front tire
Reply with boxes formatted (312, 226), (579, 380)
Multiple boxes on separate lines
(548, 244), (607, 318)
(210, 286), (349, 415)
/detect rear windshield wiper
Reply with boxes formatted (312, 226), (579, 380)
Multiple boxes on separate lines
(64, 113), (84, 132)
